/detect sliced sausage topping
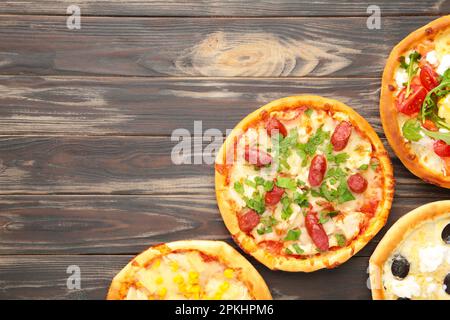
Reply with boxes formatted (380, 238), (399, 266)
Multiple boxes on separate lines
(266, 117), (288, 137)
(265, 185), (284, 206)
(308, 154), (327, 187)
(244, 146), (272, 167)
(305, 211), (329, 251)
(347, 173), (368, 193)
(237, 209), (260, 233)
(331, 121), (352, 151)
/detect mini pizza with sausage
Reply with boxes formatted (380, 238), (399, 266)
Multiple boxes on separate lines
(380, 15), (450, 188)
(107, 240), (272, 300)
(215, 95), (394, 272)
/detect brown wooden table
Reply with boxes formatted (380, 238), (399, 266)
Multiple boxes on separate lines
(0, 1), (449, 300)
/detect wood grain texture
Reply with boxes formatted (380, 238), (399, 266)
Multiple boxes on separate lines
(0, 195), (440, 256)
(0, 135), (447, 197)
(0, 254), (372, 300)
(0, 16), (440, 77)
(0, 76), (381, 135)
(0, 0), (447, 17)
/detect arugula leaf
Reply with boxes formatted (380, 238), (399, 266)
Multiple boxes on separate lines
(245, 192), (265, 214)
(234, 181), (244, 194)
(403, 51), (421, 97)
(401, 118), (450, 145)
(257, 226), (273, 235)
(304, 108), (313, 117)
(263, 180), (274, 192)
(319, 212), (330, 224)
(280, 196), (294, 220)
(284, 229), (301, 241)
(285, 248), (293, 255)
(402, 118), (423, 142)
(334, 153), (349, 164)
(422, 127), (450, 145)
(244, 178), (257, 188)
(337, 178), (356, 203)
(358, 164), (369, 171)
(292, 243), (304, 254)
(293, 191), (309, 208)
(276, 177), (297, 191)
(304, 126), (330, 156)
(335, 234), (346, 247)
(260, 216), (278, 227)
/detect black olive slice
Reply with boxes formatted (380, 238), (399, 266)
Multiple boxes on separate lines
(445, 273), (450, 295)
(442, 223), (450, 244)
(391, 254), (410, 279)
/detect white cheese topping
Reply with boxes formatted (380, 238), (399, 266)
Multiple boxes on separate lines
(426, 50), (438, 66)
(419, 246), (446, 273)
(394, 67), (408, 88)
(437, 54), (450, 75)
(390, 276), (421, 299)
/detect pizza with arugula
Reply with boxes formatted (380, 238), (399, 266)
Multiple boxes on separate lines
(381, 15), (450, 188)
(215, 95), (394, 272)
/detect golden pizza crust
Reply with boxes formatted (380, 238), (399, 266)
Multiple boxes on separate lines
(106, 240), (272, 300)
(215, 95), (395, 272)
(380, 15), (450, 188)
(369, 200), (450, 300)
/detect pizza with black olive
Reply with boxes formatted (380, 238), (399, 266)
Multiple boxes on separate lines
(215, 95), (394, 272)
(107, 240), (272, 300)
(380, 15), (450, 188)
(370, 201), (450, 300)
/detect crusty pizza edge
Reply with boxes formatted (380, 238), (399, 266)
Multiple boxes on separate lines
(215, 95), (395, 272)
(369, 200), (450, 300)
(380, 15), (450, 189)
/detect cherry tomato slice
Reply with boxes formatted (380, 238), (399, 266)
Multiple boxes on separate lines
(396, 84), (427, 116)
(420, 65), (440, 91)
(433, 140), (450, 157)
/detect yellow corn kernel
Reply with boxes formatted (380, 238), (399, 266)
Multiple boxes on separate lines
(151, 259), (161, 269)
(155, 276), (163, 285)
(158, 287), (167, 298)
(220, 281), (230, 291)
(223, 269), (234, 279)
(188, 271), (199, 282)
(173, 274), (184, 284)
(189, 284), (201, 293)
(135, 281), (143, 289)
(169, 261), (179, 272)
(213, 293), (222, 300)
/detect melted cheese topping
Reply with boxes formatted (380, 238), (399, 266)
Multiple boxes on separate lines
(226, 108), (382, 256)
(382, 214), (450, 300)
(123, 251), (252, 300)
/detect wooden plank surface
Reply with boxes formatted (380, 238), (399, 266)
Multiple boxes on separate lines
(0, 76), (380, 135)
(0, 2), (448, 300)
(0, 0), (447, 17)
(0, 16), (438, 77)
(0, 255), (371, 300)
(0, 195), (437, 256)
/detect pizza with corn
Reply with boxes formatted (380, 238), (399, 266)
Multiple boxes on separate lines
(215, 95), (394, 272)
(107, 240), (271, 300)
(381, 15), (450, 188)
